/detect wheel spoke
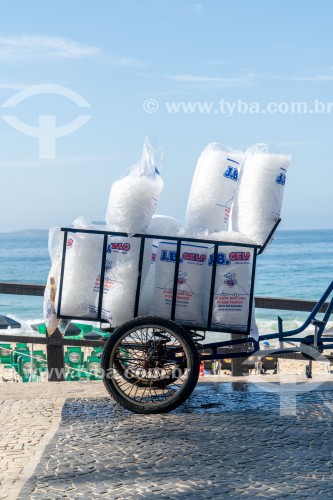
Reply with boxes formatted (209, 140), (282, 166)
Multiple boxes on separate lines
(102, 318), (199, 412)
(115, 327), (187, 402)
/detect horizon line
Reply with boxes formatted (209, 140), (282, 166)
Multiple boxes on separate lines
(1, 227), (333, 235)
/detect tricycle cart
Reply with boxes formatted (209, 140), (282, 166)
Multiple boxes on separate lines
(56, 221), (333, 414)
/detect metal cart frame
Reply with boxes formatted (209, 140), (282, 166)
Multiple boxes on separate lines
(55, 219), (333, 413)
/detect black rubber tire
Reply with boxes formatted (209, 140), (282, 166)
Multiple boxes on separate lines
(101, 316), (200, 414)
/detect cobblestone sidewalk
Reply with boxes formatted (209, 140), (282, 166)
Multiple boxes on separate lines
(0, 396), (63, 499)
(1, 380), (333, 499)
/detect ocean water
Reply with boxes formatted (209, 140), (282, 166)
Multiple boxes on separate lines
(0, 232), (50, 332)
(255, 229), (333, 334)
(0, 229), (332, 336)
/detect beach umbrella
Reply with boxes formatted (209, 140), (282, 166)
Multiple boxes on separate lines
(92, 327), (110, 339)
(31, 322), (93, 337)
(0, 315), (21, 330)
(31, 323), (48, 335)
(64, 323), (82, 337)
(83, 331), (104, 341)
(71, 323), (93, 334)
(64, 323), (94, 339)
(82, 328), (110, 341)
(31, 323), (42, 332)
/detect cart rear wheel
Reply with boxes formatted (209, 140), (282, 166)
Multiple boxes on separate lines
(101, 316), (200, 414)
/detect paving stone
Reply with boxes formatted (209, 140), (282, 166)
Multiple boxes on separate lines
(1, 380), (333, 498)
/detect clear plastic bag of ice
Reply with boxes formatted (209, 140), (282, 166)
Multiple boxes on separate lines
(102, 139), (164, 325)
(139, 215), (184, 316)
(58, 217), (104, 318)
(44, 227), (63, 334)
(105, 138), (164, 234)
(186, 143), (243, 232)
(230, 144), (290, 245)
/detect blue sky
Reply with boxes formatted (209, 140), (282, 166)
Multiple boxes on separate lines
(0, 0), (333, 232)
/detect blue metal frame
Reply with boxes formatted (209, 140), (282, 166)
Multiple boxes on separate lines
(259, 280), (333, 343)
(195, 280), (333, 360)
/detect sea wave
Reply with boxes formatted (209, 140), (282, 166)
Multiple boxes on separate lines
(257, 318), (333, 336)
(0, 314), (100, 337)
(0, 314), (44, 336)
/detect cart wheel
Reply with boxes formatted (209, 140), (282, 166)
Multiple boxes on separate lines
(101, 316), (200, 414)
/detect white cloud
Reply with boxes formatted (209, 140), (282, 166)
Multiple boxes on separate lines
(165, 73), (256, 87)
(0, 35), (101, 62)
(135, 71), (152, 78)
(109, 55), (146, 69)
(290, 74), (333, 82)
(0, 35), (146, 69)
(0, 155), (132, 168)
(270, 68), (333, 82)
(0, 155), (133, 169)
(0, 80), (26, 90)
